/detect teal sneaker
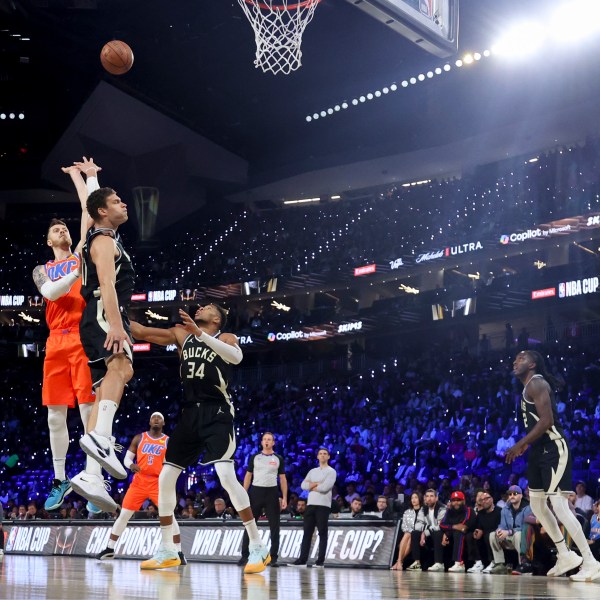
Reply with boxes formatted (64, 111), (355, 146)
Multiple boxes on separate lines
(44, 478), (72, 511)
(86, 501), (103, 515)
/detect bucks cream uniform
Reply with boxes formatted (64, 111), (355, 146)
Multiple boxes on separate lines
(164, 333), (236, 469)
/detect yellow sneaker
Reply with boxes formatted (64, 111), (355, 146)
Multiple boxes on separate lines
(243, 543), (271, 574)
(141, 547), (181, 570)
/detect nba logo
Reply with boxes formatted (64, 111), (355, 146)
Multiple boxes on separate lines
(419, 0), (434, 18)
(558, 283), (565, 298)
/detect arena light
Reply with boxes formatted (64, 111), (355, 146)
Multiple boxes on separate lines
(283, 197), (320, 205)
(549, 0), (600, 43)
(492, 22), (546, 58)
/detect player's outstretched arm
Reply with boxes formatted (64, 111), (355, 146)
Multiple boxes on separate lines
(130, 320), (181, 347)
(176, 309), (243, 364)
(32, 264), (80, 302)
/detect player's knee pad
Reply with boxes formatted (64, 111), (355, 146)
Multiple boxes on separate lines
(158, 465), (181, 516)
(47, 405), (68, 432)
(214, 461), (250, 511)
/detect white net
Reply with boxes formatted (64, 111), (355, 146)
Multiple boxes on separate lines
(237, 0), (320, 75)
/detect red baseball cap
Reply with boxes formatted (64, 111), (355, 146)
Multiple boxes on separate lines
(450, 491), (465, 501)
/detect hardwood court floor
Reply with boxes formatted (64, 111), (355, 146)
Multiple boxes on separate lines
(0, 555), (597, 600)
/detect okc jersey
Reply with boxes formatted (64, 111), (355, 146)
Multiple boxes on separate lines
(180, 334), (232, 407)
(135, 432), (168, 479)
(521, 374), (565, 446)
(44, 253), (85, 330)
(80, 227), (135, 306)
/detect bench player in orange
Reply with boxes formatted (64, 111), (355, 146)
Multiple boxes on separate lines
(95, 412), (186, 564)
(33, 158), (114, 513)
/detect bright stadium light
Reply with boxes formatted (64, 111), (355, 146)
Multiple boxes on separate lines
(492, 22), (547, 58)
(549, 0), (600, 43)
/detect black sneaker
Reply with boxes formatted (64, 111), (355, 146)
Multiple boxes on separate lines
(289, 559), (308, 567)
(96, 547), (115, 560)
(270, 559), (279, 568)
(512, 562), (533, 575)
(237, 557), (248, 566)
(178, 551), (188, 566)
(313, 562), (325, 569)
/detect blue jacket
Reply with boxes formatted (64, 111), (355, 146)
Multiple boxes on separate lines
(499, 500), (532, 533)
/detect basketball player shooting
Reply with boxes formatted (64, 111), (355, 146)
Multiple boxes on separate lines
(33, 158), (104, 513)
(130, 306), (270, 573)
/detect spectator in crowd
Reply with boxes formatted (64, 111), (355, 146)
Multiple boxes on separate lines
(575, 482), (594, 516)
(393, 492), (423, 570)
(589, 500), (600, 561)
(489, 485), (532, 574)
(409, 488), (446, 572)
(440, 490), (476, 572)
(466, 491), (501, 573)
(350, 498), (364, 518)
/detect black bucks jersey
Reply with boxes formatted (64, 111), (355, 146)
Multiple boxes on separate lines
(521, 374), (565, 446)
(180, 334), (232, 408)
(81, 227), (135, 307)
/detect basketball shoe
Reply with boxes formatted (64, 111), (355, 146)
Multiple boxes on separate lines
(178, 551), (188, 566)
(86, 501), (102, 515)
(244, 543), (271, 574)
(80, 432), (127, 479)
(96, 547), (115, 560)
(140, 546), (181, 570)
(44, 478), (72, 511)
(546, 550), (583, 577)
(70, 472), (118, 513)
(570, 559), (600, 582)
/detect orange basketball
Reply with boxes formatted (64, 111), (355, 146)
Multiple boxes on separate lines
(100, 40), (134, 75)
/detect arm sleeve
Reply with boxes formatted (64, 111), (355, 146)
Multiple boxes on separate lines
(197, 332), (243, 365)
(247, 454), (255, 473)
(86, 175), (100, 196)
(315, 468), (336, 494)
(124, 451), (135, 469)
(40, 271), (80, 301)
(439, 511), (451, 531)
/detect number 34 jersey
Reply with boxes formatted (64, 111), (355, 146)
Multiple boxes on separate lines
(180, 333), (233, 407)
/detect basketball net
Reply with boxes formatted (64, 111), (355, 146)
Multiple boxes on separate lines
(237, 0), (320, 75)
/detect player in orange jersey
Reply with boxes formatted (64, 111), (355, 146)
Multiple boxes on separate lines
(32, 158), (114, 513)
(95, 412), (186, 564)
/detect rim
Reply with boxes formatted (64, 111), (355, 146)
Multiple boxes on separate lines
(244, 0), (320, 10)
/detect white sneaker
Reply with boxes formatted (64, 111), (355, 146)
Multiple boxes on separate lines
(70, 471), (118, 513)
(80, 431), (126, 479)
(570, 559), (600, 582)
(448, 562), (465, 573)
(467, 561), (484, 573)
(428, 562), (445, 572)
(482, 562), (495, 574)
(406, 561), (422, 571)
(546, 550), (583, 577)
(244, 543), (271, 574)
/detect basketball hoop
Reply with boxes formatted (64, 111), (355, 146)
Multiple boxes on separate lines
(237, 0), (321, 75)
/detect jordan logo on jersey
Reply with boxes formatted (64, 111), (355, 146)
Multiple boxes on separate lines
(46, 258), (78, 281)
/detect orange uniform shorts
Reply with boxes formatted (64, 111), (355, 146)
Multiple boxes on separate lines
(122, 476), (159, 511)
(42, 329), (95, 407)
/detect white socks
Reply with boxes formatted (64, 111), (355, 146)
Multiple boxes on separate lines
(95, 400), (118, 437)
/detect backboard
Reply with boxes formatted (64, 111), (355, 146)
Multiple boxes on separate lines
(347, 0), (459, 57)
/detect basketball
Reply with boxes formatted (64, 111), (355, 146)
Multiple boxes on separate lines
(100, 40), (134, 75)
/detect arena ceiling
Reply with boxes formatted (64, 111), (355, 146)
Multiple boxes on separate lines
(1, 0), (599, 222)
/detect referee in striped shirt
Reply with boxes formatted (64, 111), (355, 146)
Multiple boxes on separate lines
(240, 432), (288, 567)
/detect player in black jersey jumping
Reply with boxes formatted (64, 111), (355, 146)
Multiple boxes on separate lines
(130, 305), (270, 573)
(507, 350), (600, 582)
(70, 186), (135, 512)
